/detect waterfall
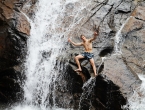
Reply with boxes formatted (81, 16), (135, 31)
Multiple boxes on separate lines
(7, 0), (94, 110)
(23, 0), (67, 108)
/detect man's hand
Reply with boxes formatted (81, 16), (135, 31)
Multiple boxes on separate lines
(94, 32), (98, 36)
(68, 38), (71, 42)
(90, 32), (98, 42)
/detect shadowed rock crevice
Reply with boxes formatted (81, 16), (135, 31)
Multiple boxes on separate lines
(99, 46), (113, 57)
(0, 68), (22, 103)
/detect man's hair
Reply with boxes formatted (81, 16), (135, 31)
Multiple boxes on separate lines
(80, 35), (84, 39)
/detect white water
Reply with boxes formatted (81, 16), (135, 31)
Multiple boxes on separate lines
(8, 105), (66, 110)
(122, 74), (145, 110)
(7, 0), (94, 110)
(114, 16), (132, 54)
(23, 1), (67, 108)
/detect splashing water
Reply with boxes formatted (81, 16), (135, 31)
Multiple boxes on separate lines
(23, 1), (68, 108)
(79, 77), (96, 109)
(7, 0), (95, 110)
(9, 105), (69, 110)
(122, 74), (145, 110)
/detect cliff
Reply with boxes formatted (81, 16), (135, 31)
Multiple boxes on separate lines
(0, 0), (145, 110)
(55, 0), (145, 109)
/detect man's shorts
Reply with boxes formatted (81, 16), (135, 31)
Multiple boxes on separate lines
(81, 52), (94, 60)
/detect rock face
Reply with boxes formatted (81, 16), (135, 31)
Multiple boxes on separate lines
(103, 55), (141, 98)
(66, 0), (142, 74)
(50, 63), (126, 110)
(63, 0), (145, 109)
(121, 6), (145, 75)
(0, 0), (36, 103)
(80, 75), (126, 110)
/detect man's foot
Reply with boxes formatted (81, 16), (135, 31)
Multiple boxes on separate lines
(75, 69), (82, 72)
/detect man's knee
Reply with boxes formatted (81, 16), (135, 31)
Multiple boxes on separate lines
(75, 56), (78, 60)
(90, 59), (95, 65)
(90, 62), (94, 66)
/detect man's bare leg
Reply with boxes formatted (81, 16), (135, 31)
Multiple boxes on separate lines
(89, 58), (97, 76)
(74, 55), (84, 71)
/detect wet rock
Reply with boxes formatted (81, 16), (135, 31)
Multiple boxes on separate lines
(116, 1), (131, 13)
(131, 6), (145, 21)
(122, 28), (145, 74)
(80, 75), (126, 110)
(64, 3), (144, 109)
(21, 0), (38, 18)
(16, 12), (30, 35)
(103, 55), (141, 98)
(51, 63), (126, 110)
(67, 0), (141, 68)
(48, 64), (84, 109)
(0, 0), (34, 104)
(122, 16), (144, 35)
(0, 3), (14, 19)
(121, 6), (145, 74)
(0, 68), (22, 103)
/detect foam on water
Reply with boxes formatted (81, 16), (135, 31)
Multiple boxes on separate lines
(7, 104), (70, 110)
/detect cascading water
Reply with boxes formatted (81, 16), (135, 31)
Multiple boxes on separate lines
(114, 16), (131, 54)
(6, 0), (95, 110)
(23, 1), (68, 109)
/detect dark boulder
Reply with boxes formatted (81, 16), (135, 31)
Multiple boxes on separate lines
(0, 0), (36, 104)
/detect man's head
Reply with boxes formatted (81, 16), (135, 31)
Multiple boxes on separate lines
(80, 35), (86, 41)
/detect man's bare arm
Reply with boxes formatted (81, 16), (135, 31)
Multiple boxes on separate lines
(89, 32), (98, 42)
(68, 38), (83, 46)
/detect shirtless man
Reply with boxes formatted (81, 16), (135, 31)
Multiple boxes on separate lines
(68, 32), (98, 76)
